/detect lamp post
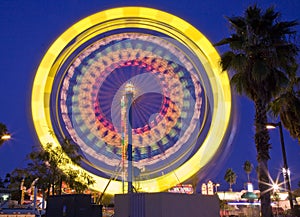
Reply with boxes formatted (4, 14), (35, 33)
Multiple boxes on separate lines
(213, 183), (220, 193)
(266, 121), (293, 209)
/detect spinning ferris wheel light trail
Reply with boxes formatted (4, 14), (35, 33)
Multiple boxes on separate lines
(31, 7), (232, 194)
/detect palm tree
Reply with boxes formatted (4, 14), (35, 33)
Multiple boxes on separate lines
(215, 5), (298, 217)
(269, 64), (300, 143)
(243, 160), (253, 182)
(224, 168), (237, 191)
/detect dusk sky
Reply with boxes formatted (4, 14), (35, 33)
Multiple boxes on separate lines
(0, 0), (299, 192)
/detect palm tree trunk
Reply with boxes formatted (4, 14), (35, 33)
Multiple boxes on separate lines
(59, 177), (62, 195)
(47, 183), (51, 198)
(52, 169), (56, 195)
(254, 98), (272, 217)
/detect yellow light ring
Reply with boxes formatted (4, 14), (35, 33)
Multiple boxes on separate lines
(31, 7), (231, 194)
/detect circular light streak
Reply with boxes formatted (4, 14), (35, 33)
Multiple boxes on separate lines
(31, 7), (231, 194)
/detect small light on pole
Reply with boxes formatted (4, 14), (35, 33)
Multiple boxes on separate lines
(1, 133), (11, 140)
(214, 183), (220, 193)
(125, 82), (135, 95)
(266, 121), (294, 209)
(272, 183), (279, 193)
(265, 125), (276, 130)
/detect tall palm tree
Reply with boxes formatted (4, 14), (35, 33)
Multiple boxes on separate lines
(224, 168), (237, 191)
(243, 160), (253, 182)
(215, 5), (298, 217)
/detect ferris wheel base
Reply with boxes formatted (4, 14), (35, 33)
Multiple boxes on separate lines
(114, 192), (219, 217)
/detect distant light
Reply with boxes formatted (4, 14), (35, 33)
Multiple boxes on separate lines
(266, 124), (276, 129)
(282, 168), (290, 175)
(247, 182), (254, 192)
(2, 194), (9, 200)
(125, 82), (135, 94)
(201, 183), (207, 195)
(1, 133), (11, 140)
(273, 183), (279, 192)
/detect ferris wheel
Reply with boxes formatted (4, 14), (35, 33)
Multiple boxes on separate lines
(31, 7), (232, 194)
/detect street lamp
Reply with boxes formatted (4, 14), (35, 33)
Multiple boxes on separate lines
(0, 123), (10, 142)
(1, 132), (11, 148)
(272, 183), (279, 193)
(214, 183), (220, 193)
(1, 133), (11, 140)
(266, 121), (294, 209)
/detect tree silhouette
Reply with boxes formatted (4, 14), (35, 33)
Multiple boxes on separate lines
(243, 160), (253, 182)
(224, 168), (237, 191)
(9, 137), (95, 200)
(215, 4), (298, 216)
